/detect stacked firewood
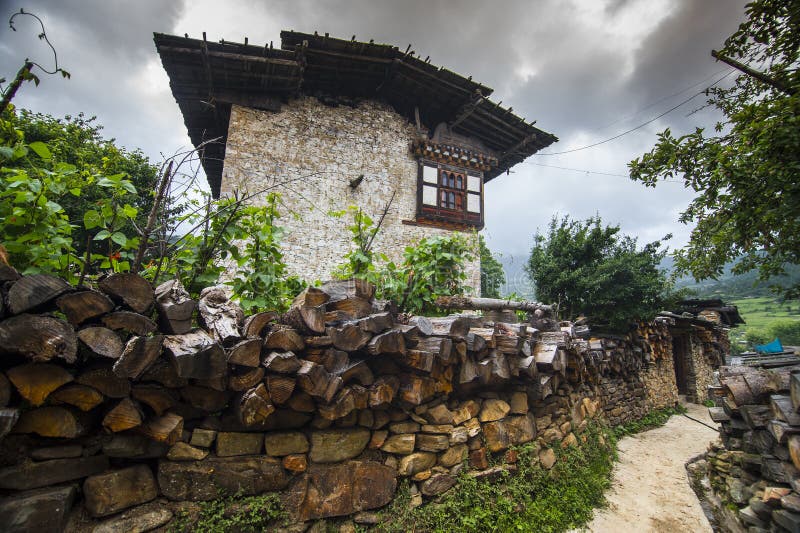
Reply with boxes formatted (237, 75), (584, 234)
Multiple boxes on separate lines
(708, 364), (800, 531)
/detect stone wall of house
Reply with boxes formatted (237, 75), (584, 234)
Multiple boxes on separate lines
(222, 97), (481, 293)
(641, 356), (680, 410)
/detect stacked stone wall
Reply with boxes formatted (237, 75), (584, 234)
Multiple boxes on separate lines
(222, 97), (481, 293)
(0, 269), (719, 531)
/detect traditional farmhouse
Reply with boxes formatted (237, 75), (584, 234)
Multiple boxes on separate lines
(154, 31), (557, 290)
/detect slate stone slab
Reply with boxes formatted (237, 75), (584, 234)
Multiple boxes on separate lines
(0, 484), (77, 533)
(83, 465), (158, 517)
(158, 456), (289, 501)
(0, 455), (109, 490)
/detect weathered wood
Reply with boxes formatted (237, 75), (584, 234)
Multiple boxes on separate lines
(78, 327), (124, 360)
(131, 384), (177, 416)
(180, 385), (229, 412)
(0, 314), (78, 363)
(318, 387), (355, 420)
(393, 324), (422, 347)
(76, 366), (131, 398)
(772, 394), (800, 426)
(0, 408), (18, 440)
(101, 311), (158, 336)
(368, 376), (399, 408)
(408, 316), (434, 336)
(434, 295), (552, 314)
(263, 351), (302, 374)
(792, 373), (800, 413)
(56, 290), (115, 325)
(138, 412), (183, 444)
(154, 279), (196, 335)
(516, 355), (538, 378)
(112, 335), (164, 379)
(264, 327), (305, 352)
(740, 404), (772, 429)
(317, 348), (349, 374)
(286, 389), (316, 412)
(790, 435), (800, 471)
(163, 330), (227, 380)
(266, 374), (296, 404)
(0, 373), (9, 407)
(534, 343), (562, 372)
(226, 338), (263, 367)
(7, 363), (73, 406)
(243, 311), (279, 338)
(7, 274), (72, 314)
(98, 273), (154, 314)
(305, 335), (333, 348)
(459, 356), (480, 384)
(769, 420), (800, 444)
(399, 374), (437, 405)
(198, 286), (243, 345)
(228, 366), (265, 392)
(393, 349), (434, 373)
(236, 383), (275, 426)
(102, 398), (143, 432)
(337, 359), (375, 386)
(465, 332), (487, 354)
(13, 406), (87, 438)
(50, 384), (104, 411)
(320, 279), (375, 301)
(328, 322), (372, 351)
(427, 316), (470, 338)
(723, 374), (755, 406)
(296, 360), (334, 399)
(281, 287), (328, 334)
(139, 359), (188, 388)
(367, 330), (406, 355)
(355, 312), (393, 334)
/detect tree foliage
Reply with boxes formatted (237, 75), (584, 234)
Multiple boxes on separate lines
(479, 235), (505, 298)
(629, 0), (800, 299)
(526, 215), (671, 331)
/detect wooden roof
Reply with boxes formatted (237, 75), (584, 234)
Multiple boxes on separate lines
(154, 31), (558, 197)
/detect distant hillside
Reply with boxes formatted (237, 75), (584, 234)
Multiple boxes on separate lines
(671, 259), (800, 300)
(498, 253), (536, 300)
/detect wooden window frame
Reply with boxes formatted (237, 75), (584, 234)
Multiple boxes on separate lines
(417, 159), (484, 229)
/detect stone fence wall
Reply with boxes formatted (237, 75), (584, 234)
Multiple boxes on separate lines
(0, 268), (696, 531)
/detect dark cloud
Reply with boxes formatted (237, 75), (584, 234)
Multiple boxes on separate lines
(0, 0), (753, 261)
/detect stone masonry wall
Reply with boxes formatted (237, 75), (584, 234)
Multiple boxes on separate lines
(222, 98), (480, 293)
(642, 357), (679, 411)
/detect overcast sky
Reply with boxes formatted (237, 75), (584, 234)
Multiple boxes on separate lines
(0, 0), (748, 279)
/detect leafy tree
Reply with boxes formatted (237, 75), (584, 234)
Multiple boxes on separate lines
(3, 109), (160, 255)
(526, 215), (671, 331)
(479, 235), (505, 298)
(629, 0), (800, 299)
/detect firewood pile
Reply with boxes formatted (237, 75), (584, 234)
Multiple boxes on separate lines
(0, 265), (689, 529)
(707, 364), (800, 531)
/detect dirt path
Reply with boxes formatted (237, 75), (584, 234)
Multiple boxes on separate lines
(584, 402), (718, 533)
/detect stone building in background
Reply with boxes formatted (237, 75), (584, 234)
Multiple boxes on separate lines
(155, 31), (557, 291)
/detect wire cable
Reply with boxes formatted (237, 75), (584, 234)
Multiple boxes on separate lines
(535, 70), (735, 156)
(527, 162), (685, 183)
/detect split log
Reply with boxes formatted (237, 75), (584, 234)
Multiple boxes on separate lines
(13, 406), (87, 438)
(415, 337), (452, 363)
(399, 374), (437, 405)
(56, 290), (114, 325)
(236, 383), (275, 426)
(434, 295), (552, 315)
(323, 376), (343, 404)
(77, 327), (124, 359)
(131, 384), (177, 416)
(76, 366), (131, 398)
(459, 356), (480, 384)
(163, 330), (227, 380)
(266, 374), (296, 404)
(393, 350), (434, 373)
(49, 384), (104, 411)
(0, 314), (78, 363)
(369, 376), (399, 408)
(516, 355), (538, 378)
(0, 373), (9, 407)
(226, 338), (263, 367)
(408, 316), (435, 336)
(769, 420), (800, 444)
(243, 311), (279, 338)
(7, 274), (72, 314)
(98, 273), (154, 314)
(281, 287), (328, 334)
(393, 325), (422, 347)
(139, 359), (188, 388)
(101, 311), (157, 336)
(0, 408), (18, 440)
(771, 394), (800, 426)
(318, 348), (349, 374)
(534, 344), (563, 372)
(318, 387), (355, 420)
(740, 404), (772, 429)
(297, 360), (338, 401)
(350, 385), (369, 409)
(286, 389), (316, 412)
(305, 335), (333, 348)
(367, 330), (406, 356)
(112, 335), (164, 379)
(264, 327), (305, 352)
(470, 328), (496, 349)
(355, 312), (393, 334)
(791, 373), (800, 413)
(180, 385), (229, 412)
(539, 374), (554, 399)
(328, 323), (372, 351)
(138, 412), (183, 444)
(154, 279), (196, 334)
(102, 398), (143, 432)
(790, 435), (800, 471)
(337, 359), (375, 386)
(263, 351), (302, 374)
(465, 332), (487, 354)
(427, 316), (470, 338)
(228, 367), (265, 392)
(7, 363), (73, 406)
(0, 264), (20, 282)
(198, 286), (243, 345)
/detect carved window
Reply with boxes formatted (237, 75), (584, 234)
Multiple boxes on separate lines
(418, 161), (483, 228)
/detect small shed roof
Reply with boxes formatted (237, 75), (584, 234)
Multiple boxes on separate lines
(154, 31), (557, 197)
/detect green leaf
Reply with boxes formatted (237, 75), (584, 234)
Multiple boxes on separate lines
(83, 210), (103, 229)
(28, 141), (52, 160)
(110, 232), (128, 246)
(93, 229), (111, 241)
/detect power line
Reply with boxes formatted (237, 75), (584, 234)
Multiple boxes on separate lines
(535, 70), (735, 156)
(528, 162), (684, 183)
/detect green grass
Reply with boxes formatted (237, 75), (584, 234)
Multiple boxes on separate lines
(169, 492), (287, 532)
(611, 405), (687, 439)
(732, 296), (800, 329)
